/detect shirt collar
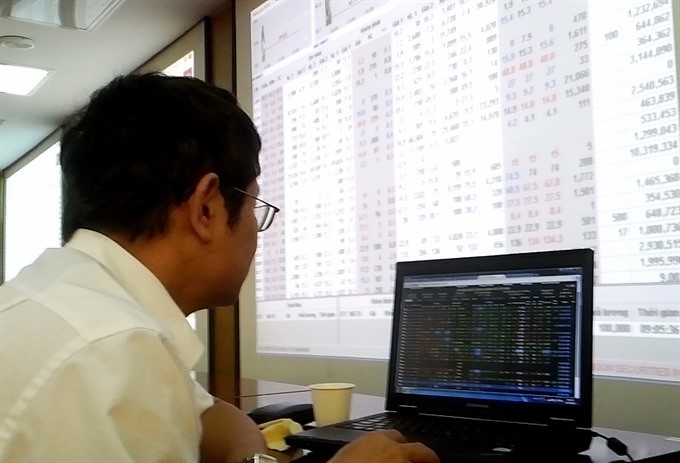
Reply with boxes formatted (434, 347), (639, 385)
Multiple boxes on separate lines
(66, 228), (205, 369)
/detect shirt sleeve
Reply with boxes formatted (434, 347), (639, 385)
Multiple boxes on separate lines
(1, 328), (206, 463)
(193, 378), (217, 416)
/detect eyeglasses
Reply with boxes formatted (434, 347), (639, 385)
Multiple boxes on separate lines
(231, 186), (280, 232)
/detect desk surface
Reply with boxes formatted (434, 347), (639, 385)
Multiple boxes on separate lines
(227, 380), (680, 463)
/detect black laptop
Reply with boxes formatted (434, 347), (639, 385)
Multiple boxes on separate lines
(286, 249), (595, 462)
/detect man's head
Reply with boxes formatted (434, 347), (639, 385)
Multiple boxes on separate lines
(60, 73), (261, 242)
(60, 73), (264, 310)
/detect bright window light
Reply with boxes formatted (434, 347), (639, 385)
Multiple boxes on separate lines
(0, 63), (50, 95)
(4, 142), (62, 281)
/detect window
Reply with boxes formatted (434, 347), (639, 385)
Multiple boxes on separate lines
(3, 141), (62, 281)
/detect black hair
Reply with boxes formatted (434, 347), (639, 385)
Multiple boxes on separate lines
(60, 73), (261, 242)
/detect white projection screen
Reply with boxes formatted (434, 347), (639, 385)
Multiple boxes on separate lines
(249, 0), (680, 383)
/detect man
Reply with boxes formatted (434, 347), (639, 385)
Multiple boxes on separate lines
(0, 74), (439, 463)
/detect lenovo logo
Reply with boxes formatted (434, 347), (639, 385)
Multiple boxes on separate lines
(466, 403), (490, 409)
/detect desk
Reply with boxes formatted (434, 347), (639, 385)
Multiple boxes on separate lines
(231, 382), (680, 463)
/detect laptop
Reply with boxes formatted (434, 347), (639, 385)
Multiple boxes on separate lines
(286, 248), (595, 462)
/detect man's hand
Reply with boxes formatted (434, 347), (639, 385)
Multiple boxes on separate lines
(327, 430), (440, 463)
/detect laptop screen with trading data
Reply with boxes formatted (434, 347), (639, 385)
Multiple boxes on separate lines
(386, 249), (594, 426)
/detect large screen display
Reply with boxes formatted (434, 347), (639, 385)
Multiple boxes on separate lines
(250, 0), (679, 382)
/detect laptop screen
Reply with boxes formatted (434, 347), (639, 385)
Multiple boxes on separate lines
(386, 249), (594, 427)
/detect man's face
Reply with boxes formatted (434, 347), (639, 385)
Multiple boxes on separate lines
(213, 180), (260, 306)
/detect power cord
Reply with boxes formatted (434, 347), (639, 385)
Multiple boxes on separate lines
(591, 431), (635, 462)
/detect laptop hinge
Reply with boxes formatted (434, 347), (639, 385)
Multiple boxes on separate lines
(397, 405), (419, 415)
(547, 417), (577, 428)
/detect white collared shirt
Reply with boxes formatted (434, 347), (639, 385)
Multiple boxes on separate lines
(0, 229), (215, 462)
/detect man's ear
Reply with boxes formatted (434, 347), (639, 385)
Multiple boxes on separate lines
(187, 172), (222, 243)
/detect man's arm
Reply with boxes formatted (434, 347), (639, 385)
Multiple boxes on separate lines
(199, 402), (440, 463)
(200, 398), (269, 463)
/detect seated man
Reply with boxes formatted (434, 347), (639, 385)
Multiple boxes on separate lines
(0, 73), (439, 463)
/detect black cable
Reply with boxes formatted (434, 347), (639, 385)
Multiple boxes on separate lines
(591, 431), (635, 462)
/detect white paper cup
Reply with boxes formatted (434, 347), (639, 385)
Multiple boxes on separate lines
(308, 382), (355, 426)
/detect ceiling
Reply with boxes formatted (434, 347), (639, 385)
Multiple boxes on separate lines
(0, 0), (227, 171)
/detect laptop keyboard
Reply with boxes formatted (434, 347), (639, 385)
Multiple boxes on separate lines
(337, 413), (530, 448)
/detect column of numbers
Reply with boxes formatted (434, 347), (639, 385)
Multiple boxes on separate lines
(500, 0), (596, 254)
(392, 4), (440, 261)
(591, 0), (679, 284)
(254, 87), (287, 301)
(282, 73), (313, 298)
(353, 35), (396, 294)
